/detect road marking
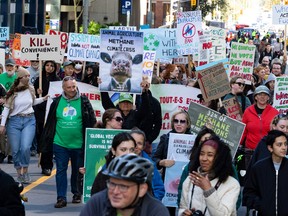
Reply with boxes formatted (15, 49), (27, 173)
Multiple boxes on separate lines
(21, 169), (56, 194)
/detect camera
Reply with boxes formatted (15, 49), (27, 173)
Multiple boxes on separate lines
(192, 210), (203, 216)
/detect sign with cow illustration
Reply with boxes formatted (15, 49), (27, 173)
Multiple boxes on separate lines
(99, 29), (144, 94)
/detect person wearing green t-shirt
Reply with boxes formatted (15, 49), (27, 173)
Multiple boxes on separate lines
(39, 76), (96, 208)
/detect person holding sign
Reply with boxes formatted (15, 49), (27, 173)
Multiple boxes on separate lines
(81, 154), (169, 216)
(178, 136), (240, 216)
(0, 67), (49, 183)
(241, 85), (278, 170)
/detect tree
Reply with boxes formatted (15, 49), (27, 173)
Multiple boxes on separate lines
(73, 0), (84, 33)
(79, 20), (121, 35)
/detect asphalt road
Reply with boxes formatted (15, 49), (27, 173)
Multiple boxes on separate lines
(0, 155), (247, 216)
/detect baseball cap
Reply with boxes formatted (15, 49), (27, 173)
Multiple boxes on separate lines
(63, 61), (75, 67)
(5, 58), (16, 66)
(119, 93), (133, 103)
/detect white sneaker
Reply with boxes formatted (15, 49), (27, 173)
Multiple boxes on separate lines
(16, 174), (24, 183)
(23, 173), (31, 184)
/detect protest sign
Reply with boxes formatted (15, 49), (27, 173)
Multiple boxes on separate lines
(196, 30), (213, 66)
(47, 81), (105, 121)
(67, 33), (100, 62)
(12, 33), (30, 67)
(173, 56), (189, 64)
(196, 63), (230, 101)
(109, 26), (137, 31)
(20, 35), (62, 62)
(222, 97), (242, 120)
(196, 58), (229, 73)
(273, 76), (288, 114)
(162, 133), (196, 207)
(210, 27), (227, 61)
(99, 29), (144, 94)
(176, 10), (202, 55)
(150, 84), (201, 142)
(47, 29), (68, 63)
(0, 49), (5, 67)
(188, 102), (245, 158)
(143, 50), (156, 83)
(272, 5), (288, 25)
(83, 129), (128, 203)
(0, 27), (9, 41)
(229, 42), (255, 84)
(142, 28), (178, 60)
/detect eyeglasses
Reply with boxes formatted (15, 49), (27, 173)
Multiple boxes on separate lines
(106, 180), (136, 193)
(173, 119), (187, 124)
(272, 113), (288, 125)
(113, 116), (123, 122)
(235, 82), (245, 87)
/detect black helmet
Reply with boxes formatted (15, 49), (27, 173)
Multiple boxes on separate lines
(102, 154), (154, 184)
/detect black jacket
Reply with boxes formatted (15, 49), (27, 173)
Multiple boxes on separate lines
(243, 157), (288, 216)
(0, 170), (25, 216)
(39, 95), (96, 154)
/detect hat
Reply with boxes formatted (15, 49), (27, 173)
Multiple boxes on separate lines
(5, 58), (16, 66)
(254, 85), (270, 97)
(17, 67), (30, 78)
(119, 93), (133, 103)
(264, 73), (276, 85)
(63, 61), (75, 67)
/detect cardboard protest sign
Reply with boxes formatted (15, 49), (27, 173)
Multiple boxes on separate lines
(196, 63), (230, 101)
(222, 97), (242, 120)
(188, 102), (245, 158)
(273, 76), (288, 114)
(176, 10), (202, 55)
(150, 84), (201, 142)
(229, 42), (256, 84)
(83, 129), (128, 203)
(272, 5), (288, 25)
(20, 35), (62, 62)
(162, 133), (196, 207)
(12, 33), (30, 67)
(67, 33), (100, 62)
(47, 81), (105, 121)
(99, 29), (144, 94)
(142, 50), (156, 83)
(0, 27), (9, 41)
(210, 27), (227, 61)
(142, 28), (178, 60)
(47, 29), (68, 63)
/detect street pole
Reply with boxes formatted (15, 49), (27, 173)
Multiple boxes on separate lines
(83, 0), (89, 34)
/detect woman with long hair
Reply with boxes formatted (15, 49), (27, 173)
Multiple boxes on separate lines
(178, 136), (240, 216)
(97, 108), (123, 129)
(0, 67), (49, 183)
(90, 132), (136, 195)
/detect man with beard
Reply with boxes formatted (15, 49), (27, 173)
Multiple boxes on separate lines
(0, 58), (17, 91)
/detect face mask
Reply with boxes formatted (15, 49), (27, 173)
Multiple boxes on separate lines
(75, 63), (82, 70)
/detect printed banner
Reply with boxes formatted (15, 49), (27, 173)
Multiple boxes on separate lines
(150, 84), (201, 142)
(188, 102), (245, 158)
(47, 81), (105, 121)
(142, 28), (178, 60)
(272, 5), (288, 25)
(176, 10), (202, 55)
(229, 42), (256, 84)
(83, 129), (128, 203)
(273, 76), (288, 114)
(196, 63), (230, 101)
(163, 133), (196, 207)
(143, 50), (156, 83)
(67, 33), (100, 62)
(99, 29), (144, 94)
(20, 35), (62, 62)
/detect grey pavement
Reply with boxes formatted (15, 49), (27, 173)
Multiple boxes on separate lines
(0, 155), (247, 216)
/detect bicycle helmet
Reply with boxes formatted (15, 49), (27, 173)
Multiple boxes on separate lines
(102, 154), (154, 184)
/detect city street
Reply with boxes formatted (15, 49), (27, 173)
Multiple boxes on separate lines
(0, 154), (248, 216)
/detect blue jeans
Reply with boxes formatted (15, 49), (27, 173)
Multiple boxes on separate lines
(6, 115), (36, 169)
(53, 144), (81, 200)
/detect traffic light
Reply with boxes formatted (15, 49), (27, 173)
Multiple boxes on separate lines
(191, 0), (196, 6)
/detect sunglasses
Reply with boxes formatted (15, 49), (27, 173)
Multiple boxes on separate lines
(63, 76), (76, 81)
(235, 82), (245, 87)
(113, 116), (123, 122)
(173, 119), (187, 124)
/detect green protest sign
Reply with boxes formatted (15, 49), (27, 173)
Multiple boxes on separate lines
(188, 102), (245, 158)
(83, 128), (128, 203)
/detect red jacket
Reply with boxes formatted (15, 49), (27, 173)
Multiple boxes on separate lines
(241, 104), (279, 149)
